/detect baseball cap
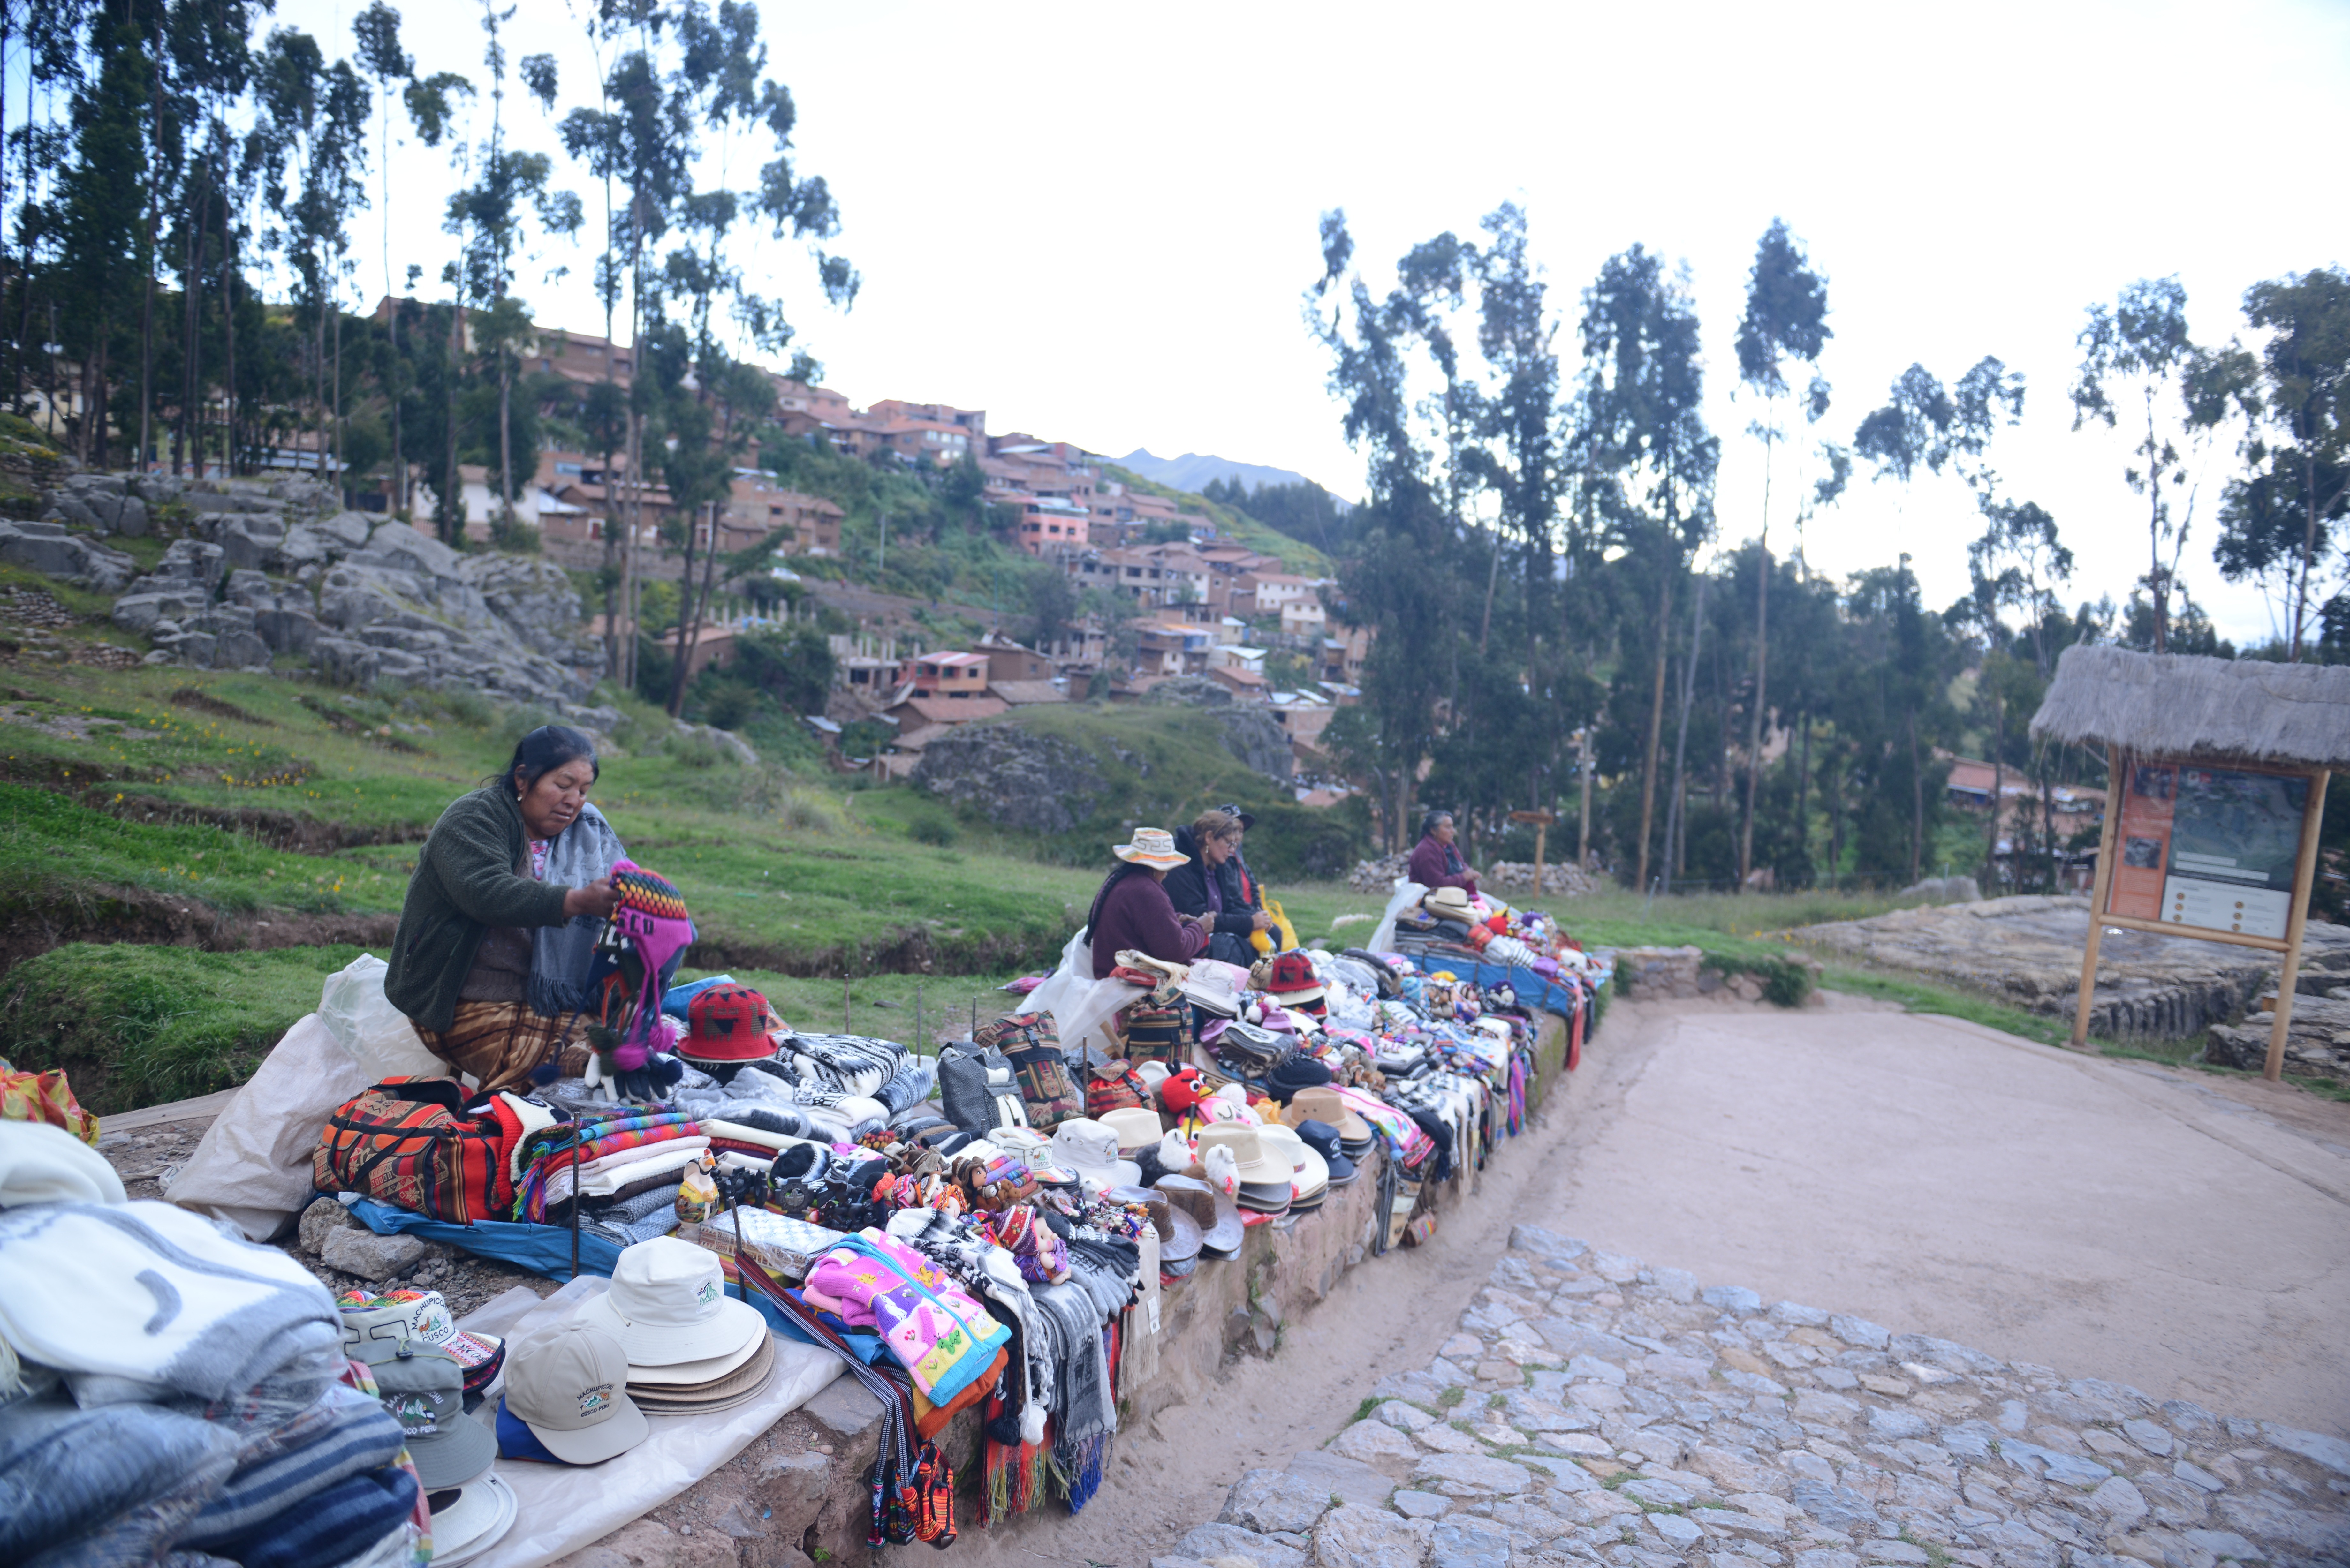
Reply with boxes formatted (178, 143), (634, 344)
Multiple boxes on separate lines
(374, 1347), (497, 1489)
(503, 1321), (648, 1465)
(350, 1288), (504, 1385)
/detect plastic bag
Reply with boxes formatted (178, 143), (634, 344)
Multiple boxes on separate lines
(168, 1014), (370, 1240)
(318, 954), (445, 1082)
(1368, 881), (1429, 955)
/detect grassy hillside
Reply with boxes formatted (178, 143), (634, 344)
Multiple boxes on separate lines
(1099, 465), (1333, 577)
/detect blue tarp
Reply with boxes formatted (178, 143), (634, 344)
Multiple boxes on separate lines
(346, 1199), (884, 1361)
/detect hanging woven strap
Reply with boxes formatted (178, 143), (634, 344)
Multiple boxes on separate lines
(735, 1253), (919, 1543)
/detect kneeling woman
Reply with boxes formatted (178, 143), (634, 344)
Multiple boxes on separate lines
(385, 725), (624, 1091)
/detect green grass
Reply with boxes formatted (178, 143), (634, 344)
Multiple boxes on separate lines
(0, 781), (407, 916)
(1, 942), (368, 1113)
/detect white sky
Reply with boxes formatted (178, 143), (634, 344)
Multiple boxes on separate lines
(268, 0), (2350, 645)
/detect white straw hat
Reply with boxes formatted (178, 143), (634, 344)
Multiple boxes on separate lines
(1113, 828), (1189, 868)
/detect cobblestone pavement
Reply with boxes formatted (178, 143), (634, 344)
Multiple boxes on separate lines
(1162, 1227), (2350, 1568)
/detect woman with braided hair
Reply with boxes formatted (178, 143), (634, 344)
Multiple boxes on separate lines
(385, 725), (626, 1091)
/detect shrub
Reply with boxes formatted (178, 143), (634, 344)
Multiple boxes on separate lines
(911, 817), (958, 847)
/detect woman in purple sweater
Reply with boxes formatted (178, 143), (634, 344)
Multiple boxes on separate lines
(1406, 810), (1481, 895)
(1084, 828), (1209, 978)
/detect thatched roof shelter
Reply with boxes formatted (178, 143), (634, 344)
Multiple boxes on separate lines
(2029, 645), (2350, 770)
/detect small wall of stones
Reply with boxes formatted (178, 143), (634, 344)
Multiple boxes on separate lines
(1162, 1226), (2350, 1568)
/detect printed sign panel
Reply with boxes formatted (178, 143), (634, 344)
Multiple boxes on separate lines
(2105, 758), (2309, 940)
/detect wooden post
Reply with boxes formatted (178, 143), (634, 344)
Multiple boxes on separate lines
(1577, 729), (1593, 867)
(842, 973), (851, 1033)
(2070, 744), (2127, 1050)
(1534, 821), (1548, 898)
(2264, 768), (2331, 1083)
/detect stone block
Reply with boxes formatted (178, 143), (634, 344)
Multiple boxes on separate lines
(801, 1377), (884, 1440)
(1221, 1468), (1339, 1535)
(1650, 1267), (1699, 1304)
(753, 1450), (830, 1529)
(1286, 1449), (1396, 1511)
(1331, 1417), (1422, 1471)
(297, 1195), (361, 1255)
(1411, 1453), (1530, 1498)
(1648, 1513), (1707, 1549)
(1830, 1315), (1892, 1350)
(1175, 1521), (1308, 1568)
(1429, 1513), (1513, 1568)
(1508, 1224), (1586, 1262)
(1772, 1301), (1831, 1328)
(1392, 1490), (1450, 1519)
(1312, 1504), (1434, 1568)
(1792, 1480), (1884, 1534)
(320, 1225), (426, 1281)
(1704, 1285), (1765, 1313)
(2260, 1422), (2350, 1476)
(554, 1518), (739, 1568)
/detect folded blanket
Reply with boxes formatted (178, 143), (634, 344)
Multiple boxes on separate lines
(585, 1206), (683, 1247)
(0, 1394), (244, 1562)
(873, 1058), (938, 1117)
(534, 1141), (709, 1215)
(178, 1384), (406, 1547)
(0, 1202), (339, 1401)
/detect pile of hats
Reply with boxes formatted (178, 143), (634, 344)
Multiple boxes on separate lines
(583, 1238), (777, 1415)
(339, 1290), (516, 1566)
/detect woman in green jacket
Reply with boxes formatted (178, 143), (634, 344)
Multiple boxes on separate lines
(385, 725), (622, 1091)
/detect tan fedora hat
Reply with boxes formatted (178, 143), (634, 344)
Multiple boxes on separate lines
(1281, 1087), (1372, 1144)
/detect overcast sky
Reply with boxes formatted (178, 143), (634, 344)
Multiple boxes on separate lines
(275, 0), (2349, 645)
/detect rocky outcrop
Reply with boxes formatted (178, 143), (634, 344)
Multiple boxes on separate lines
(0, 470), (606, 699)
(0, 519), (139, 593)
(1792, 895), (2350, 1042)
(2207, 992), (2350, 1079)
(1142, 674), (1292, 779)
(910, 721), (1109, 834)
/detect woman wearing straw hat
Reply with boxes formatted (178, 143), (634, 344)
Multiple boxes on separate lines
(1082, 828), (1209, 979)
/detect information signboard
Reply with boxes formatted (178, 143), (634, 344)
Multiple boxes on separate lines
(2105, 758), (2310, 940)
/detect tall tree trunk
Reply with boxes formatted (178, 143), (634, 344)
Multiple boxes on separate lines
(1663, 569), (1708, 893)
(444, 303), (464, 544)
(179, 183), (207, 478)
(1907, 711), (1924, 885)
(389, 304), (405, 511)
(1477, 522), (1502, 652)
(332, 298), (343, 492)
(1983, 697), (2005, 890)
(1739, 536), (1771, 890)
(138, 149), (157, 472)
(2291, 449), (2320, 662)
(1634, 569), (1674, 893)
(665, 502), (703, 717)
(222, 225), (239, 475)
(497, 343), (513, 517)
(1577, 726), (1593, 867)
(1795, 712), (1812, 883)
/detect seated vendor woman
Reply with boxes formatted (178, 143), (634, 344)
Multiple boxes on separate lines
(384, 725), (624, 1092)
(1083, 827), (1209, 978)
(1406, 809), (1481, 896)
(1165, 809), (1274, 965)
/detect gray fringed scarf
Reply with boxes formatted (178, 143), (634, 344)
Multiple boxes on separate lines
(528, 803), (625, 1015)
(1033, 1282), (1114, 1446)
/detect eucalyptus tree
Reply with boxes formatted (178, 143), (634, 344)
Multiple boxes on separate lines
(49, 8), (152, 463)
(2211, 268), (2350, 661)
(1731, 218), (1830, 887)
(1573, 244), (1717, 893)
(446, 2), (578, 519)
(2068, 277), (2248, 653)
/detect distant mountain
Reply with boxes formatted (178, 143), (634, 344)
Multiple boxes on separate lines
(1116, 449), (1323, 498)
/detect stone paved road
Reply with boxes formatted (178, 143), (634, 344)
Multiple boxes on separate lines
(1167, 1226), (2350, 1568)
(1533, 999), (2350, 1435)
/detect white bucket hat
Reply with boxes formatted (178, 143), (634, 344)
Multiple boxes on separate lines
(1051, 1118), (1141, 1191)
(578, 1236), (766, 1368)
(1193, 1124), (1289, 1185)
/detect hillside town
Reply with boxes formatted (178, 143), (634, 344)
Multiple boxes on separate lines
(367, 311), (1369, 789)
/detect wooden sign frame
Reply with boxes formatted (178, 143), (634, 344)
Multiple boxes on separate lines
(2071, 744), (2332, 1080)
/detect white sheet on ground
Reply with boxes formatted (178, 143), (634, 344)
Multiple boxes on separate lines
(167, 1014), (370, 1240)
(455, 1275), (847, 1568)
(1026, 929), (1136, 1054)
(1368, 880), (1429, 955)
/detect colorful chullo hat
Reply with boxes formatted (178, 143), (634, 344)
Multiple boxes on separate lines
(593, 859), (695, 1072)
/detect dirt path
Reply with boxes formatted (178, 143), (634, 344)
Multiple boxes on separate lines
(1529, 993), (2350, 1438)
